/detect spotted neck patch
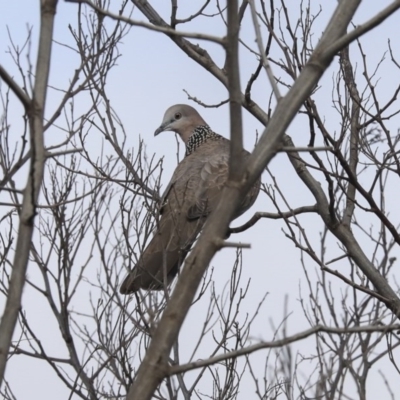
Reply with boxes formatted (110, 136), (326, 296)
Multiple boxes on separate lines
(186, 125), (223, 156)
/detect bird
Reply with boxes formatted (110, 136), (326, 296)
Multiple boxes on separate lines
(120, 104), (260, 293)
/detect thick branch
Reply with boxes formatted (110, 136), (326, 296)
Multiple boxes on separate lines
(226, 0), (244, 181)
(340, 47), (360, 227)
(0, 0), (57, 385)
(0, 64), (31, 109)
(324, 0), (400, 59)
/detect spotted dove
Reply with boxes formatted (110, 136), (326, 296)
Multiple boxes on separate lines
(120, 104), (260, 293)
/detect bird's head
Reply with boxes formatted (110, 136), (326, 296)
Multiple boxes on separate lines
(154, 104), (208, 144)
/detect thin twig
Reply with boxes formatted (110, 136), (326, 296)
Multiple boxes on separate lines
(248, 0), (281, 100)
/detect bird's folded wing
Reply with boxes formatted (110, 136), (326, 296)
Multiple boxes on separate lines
(187, 153), (230, 219)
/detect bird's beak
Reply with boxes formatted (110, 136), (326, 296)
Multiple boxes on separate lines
(154, 123), (169, 136)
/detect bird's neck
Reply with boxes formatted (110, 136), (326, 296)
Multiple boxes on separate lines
(186, 125), (222, 155)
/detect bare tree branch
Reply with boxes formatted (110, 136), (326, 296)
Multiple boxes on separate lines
(169, 323), (400, 375)
(0, 0), (58, 385)
(324, 0), (400, 59)
(229, 205), (318, 234)
(66, 0), (225, 44)
(127, 2), (365, 399)
(0, 65), (31, 110)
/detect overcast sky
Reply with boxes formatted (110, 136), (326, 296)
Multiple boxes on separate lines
(1, 1), (400, 398)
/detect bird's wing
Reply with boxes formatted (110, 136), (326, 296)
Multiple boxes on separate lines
(187, 150), (230, 219)
(187, 143), (260, 220)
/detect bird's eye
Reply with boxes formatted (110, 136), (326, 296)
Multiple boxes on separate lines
(175, 113), (182, 120)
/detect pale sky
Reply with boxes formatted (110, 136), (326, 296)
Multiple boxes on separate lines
(1, 1), (400, 398)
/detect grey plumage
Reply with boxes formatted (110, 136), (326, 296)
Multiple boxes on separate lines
(120, 104), (260, 293)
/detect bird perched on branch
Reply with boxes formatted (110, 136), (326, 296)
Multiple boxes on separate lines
(120, 104), (260, 293)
